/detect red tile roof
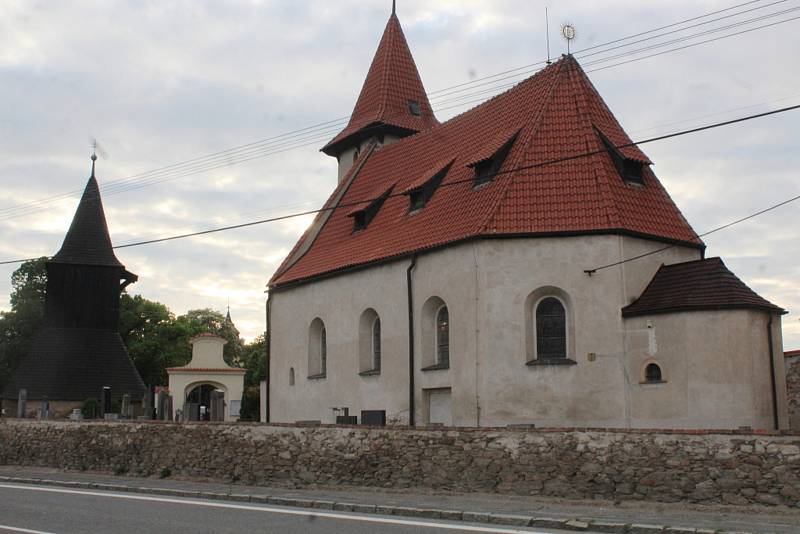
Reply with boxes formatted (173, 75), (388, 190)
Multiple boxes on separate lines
(622, 257), (785, 317)
(271, 56), (703, 288)
(321, 14), (438, 155)
(785, 350), (800, 358)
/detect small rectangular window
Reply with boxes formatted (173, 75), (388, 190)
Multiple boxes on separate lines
(348, 186), (393, 232)
(404, 161), (453, 213)
(472, 135), (516, 187)
(597, 128), (646, 186)
(408, 100), (421, 116)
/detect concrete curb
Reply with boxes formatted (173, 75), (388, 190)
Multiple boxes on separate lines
(0, 475), (764, 534)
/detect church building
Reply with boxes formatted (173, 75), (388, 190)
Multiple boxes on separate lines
(1, 157), (146, 418)
(266, 10), (790, 429)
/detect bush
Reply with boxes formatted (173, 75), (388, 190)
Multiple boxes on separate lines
(81, 398), (99, 419)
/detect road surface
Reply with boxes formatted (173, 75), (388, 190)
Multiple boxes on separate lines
(0, 483), (586, 534)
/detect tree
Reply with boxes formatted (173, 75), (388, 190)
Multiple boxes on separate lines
(238, 333), (267, 421)
(119, 294), (194, 387)
(0, 257), (48, 391)
(175, 308), (244, 367)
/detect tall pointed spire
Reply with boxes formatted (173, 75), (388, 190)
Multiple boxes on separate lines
(321, 10), (437, 157)
(392, 0), (396, 15)
(51, 157), (124, 267)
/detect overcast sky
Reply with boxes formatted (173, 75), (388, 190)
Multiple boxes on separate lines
(1, 0), (798, 349)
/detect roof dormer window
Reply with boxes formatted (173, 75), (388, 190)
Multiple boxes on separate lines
(597, 128), (646, 186)
(403, 160), (454, 213)
(348, 185), (394, 232)
(467, 132), (518, 187)
(408, 100), (421, 117)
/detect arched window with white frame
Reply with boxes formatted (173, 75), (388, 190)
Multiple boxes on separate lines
(436, 305), (450, 367)
(535, 297), (566, 360)
(421, 296), (450, 370)
(525, 287), (575, 364)
(358, 308), (381, 375)
(308, 318), (327, 379)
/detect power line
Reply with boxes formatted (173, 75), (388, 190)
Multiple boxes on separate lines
(1, 0), (792, 220)
(2, 103), (796, 267)
(583, 193), (800, 275)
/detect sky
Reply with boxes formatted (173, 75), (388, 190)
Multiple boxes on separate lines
(0, 0), (798, 348)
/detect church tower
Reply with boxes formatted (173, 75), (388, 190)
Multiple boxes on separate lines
(2, 156), (146, 413)
(321, 4), (438, 181)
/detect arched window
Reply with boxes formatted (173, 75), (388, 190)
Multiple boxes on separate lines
(289, 367), (295, 386)
(372, 317), (381, 371)
(436, 305), (449, 367)
(358, 309), (381, 375)
(308, 318), (327, 378)
(536, 297), (566, 359)
(645, 363), (663, 383)
(353, 148), (360, 163)
(320, 327), (327, 375)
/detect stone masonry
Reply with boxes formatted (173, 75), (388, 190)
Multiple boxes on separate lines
(787, 354), (800, 429)
(1, 419), (798, 508)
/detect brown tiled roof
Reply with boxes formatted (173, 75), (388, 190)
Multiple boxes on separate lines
(321, 13), (438, 155)
(785, 350), (800, 358)
(166, 368), (245, 374)
(52, 174), (124, 268)
(622, 257), (785, 317)
(271, 55), (702, 287)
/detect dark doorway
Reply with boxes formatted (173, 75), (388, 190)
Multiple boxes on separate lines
(186, 384), (219, 421)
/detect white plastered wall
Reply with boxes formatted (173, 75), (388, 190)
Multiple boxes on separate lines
(267, 233), (792, 429)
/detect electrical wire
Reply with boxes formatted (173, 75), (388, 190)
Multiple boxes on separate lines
(1, 0), (793, 220)
(1, 103), (796, 267)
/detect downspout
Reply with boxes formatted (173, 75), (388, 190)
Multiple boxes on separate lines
(407, 255), (417, 426)
(766, 314), (779, 430)
(265, 291), (272, 423)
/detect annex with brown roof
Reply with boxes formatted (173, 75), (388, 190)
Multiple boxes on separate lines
(622, 257), (785, 317)
(272, 50), (702, 288)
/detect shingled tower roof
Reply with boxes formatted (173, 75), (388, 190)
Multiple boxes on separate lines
(52, 164), (124, 268)
(321, 11), (438, 156)
(272, 55), (703, 287)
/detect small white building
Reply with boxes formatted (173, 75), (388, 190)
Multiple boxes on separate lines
(265, 10), (790, 430)
(167, 333), (245, 422)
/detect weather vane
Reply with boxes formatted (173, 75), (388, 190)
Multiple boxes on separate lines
(91, 139), (98, 162)
(561, 23), (576, 55)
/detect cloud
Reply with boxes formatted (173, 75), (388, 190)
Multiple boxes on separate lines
(1, 0), (798, 351)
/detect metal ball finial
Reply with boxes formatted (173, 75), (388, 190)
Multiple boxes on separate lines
(91, 153), (97, 162)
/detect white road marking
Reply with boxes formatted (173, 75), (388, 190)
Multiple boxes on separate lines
(0, 525), (58, 534)
(0, 483), (552, 533)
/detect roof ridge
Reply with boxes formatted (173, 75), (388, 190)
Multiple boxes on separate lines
(569, 59), (623, 228)
(479, 60), (569, 235)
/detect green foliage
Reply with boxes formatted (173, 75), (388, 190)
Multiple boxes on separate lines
(119, 294), (194, 387)
(1, 259), (265, 420)
(0, 257), (48, 391)
(176, 308), (244, 367)
(238, 333), (266, 421)
(81, 398), (99, 419)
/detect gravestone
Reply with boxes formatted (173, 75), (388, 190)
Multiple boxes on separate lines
(39, 396), (50, 420)
(142, 390), (153, 420)
(101, 386), (112, 416)
(156, 390), (166, 420)
(121, 394), (130, 419)
(16, 389), (27, 419)
(164, 395), (173, 422)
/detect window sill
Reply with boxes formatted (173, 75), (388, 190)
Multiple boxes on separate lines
(526, 358), (577, 367)
(421, 363), (450, 372)
(359, 369), (381, 377)
(307, 373), (326, 380)
(639, 380), (667, 385)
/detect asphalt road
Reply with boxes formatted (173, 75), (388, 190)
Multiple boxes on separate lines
(0, 483), (587, 534)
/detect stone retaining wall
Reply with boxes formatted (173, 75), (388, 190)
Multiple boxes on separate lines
(787, 355), (800, 429)
(1, 419), (798, 508)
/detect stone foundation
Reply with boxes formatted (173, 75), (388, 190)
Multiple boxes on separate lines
(1, 419), (798, 508)
(787, 355), (800, 429)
